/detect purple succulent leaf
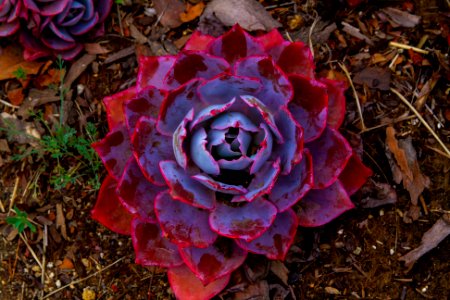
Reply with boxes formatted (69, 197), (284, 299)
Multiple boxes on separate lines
(198, 74), (261, 106)
(272, 108), (304, 175)
(190, 128), (220, 175)
(116, 157), (164, 223)
(298, 180), (354, 227)
(168, 264), (230, 300)
(319, 78), (347, 129)
(97, 0), (113, 22)
(189, 98), (235, 131)
(157, 79), (204, 136)
(68, 13), (99, 35)
(184, 30), (215, 51)
(215, 143), (241, 158)
(255, 29), (284, 52)
(268, 149), (313, 212)
(0, 21), (19, 37)
(236, 209), (298, 260)
(209, 198), (277, 241)
(237, 130), (252, 153)
(210, 111), (259, 132)
(235, 57), (293, 111)
(249, 123), (273, 174)
(104, 87), (137, 130)
(159, 160), (216, 210)
(92, 125), (132, 181)
(208, 24), (264, 63)
(41, 32), (78, 51)
(49, 21), (75, 42)
(288, 74), (328, 142)
(155, 190), (218, 248)
(25, 0), (68, 16)
(306, 127), (352, 189)
(240, 95), (284, 143)
(173, 109), (194, 169)
(233, 159), (280, 203)
(164, 51), (230, 88)
(207, 129), (227, 150)
(179, 238), (247, 285)
(339, 152), (373, 196)
(192, 173), (247, 195)
(132, 117), (174, 186)
(131, 218), (183, 267)
(136, 55), (176, 91)
(91, 176), (133, 235)
(81, 0), (95, 20)
(124, 86), (166, 135)
(217, 156), (253, 170)
(272, 41), (315, 78)
(57, 5), (84, 27)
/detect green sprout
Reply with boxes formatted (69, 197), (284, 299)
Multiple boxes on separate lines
(6, 206), (36, 234)
(12, 67), (27, 80)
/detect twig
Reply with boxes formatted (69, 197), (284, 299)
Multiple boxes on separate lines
(308, 15), (319, 58)
(389, 41), (429, 54)
(19, 233), (43, 270)
(390, 88), (450, 158)
(338, 62), (366, 131)
(0, 98), (20, 109)
(41, 256), (127, 299)
(8, 176), (20, 215)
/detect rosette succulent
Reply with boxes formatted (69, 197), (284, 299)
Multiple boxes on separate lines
(92, 25), (372, 299)
(0, 0), (23, 37)
(18, 0), (112, 60)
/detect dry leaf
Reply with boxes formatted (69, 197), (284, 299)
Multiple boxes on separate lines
(325, 286), (341, 295)
(385, 127), (430, 207)
(58, 257), (75, 270)
(381, 7), (421, 28)
(233, 280), (270, 300)
(7, 88), (24, 106)
(270, 261), (289, 285)
(200, 0), (281, 33)
(56, 203), (68, 240)
(84, 43), (111, 55)
(180, 2), (205, 23)
(399, 215), (450, 268)
(153, 0), (185, 28)
(360, 181), (397, 208)
(353, 67), (391, 91)
(34, 68), (65, 88)
(0, 112), (41, 145)
(0, 45), (45, 81)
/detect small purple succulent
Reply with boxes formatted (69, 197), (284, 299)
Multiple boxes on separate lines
(92, 25), (372, 299)
(18, 0), (112, 60)
(0, 0), (24, 37)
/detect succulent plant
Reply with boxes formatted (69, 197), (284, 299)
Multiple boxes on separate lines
(0, 0), (23, 37)
(92, 25), (372, 299)
(18, 0), (112, 60)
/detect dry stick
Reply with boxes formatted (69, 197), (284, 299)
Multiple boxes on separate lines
(8, 176), (20, 215)
(41, 256), (127, 300)
(308, 15), (320, 58)
(389, 41), (429, 54)
(19, 233), (43, 270)
(0, 98), (20, 109)
(338, 62), (367, 131)
(390, 88), (450, 159)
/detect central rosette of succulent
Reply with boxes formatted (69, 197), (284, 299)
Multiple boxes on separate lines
(176, 95), (283, 203)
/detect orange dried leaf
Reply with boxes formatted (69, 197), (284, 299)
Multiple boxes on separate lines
(386, 127), (413, 181)
(0, 45), (45, 81)
(7, 88), (24, 106)
(180, 2), (205, 23)
(58, 257), (75, 269)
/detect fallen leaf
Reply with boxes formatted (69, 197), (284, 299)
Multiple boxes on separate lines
(180, 2), (205, 23)
(270, 261), (288, 285)
(56, 203), (68, 240)
(233, 281), (270, 300)
(63, 54), (96, 89)
(385, 127), (430, 207)
(58, 257), (75, 270)
(7, 88), (24, 106)
(200, 0), (281, 33)
(153, 0), (185, 28)
(399, 215), (450, 268)
(0, 45), (46, 81)
(353, 67), (391, 91)
(0, 112), (41, 145)
(325, 286), (341, 295)
(381, 7), (421, 28)
(84, 43), (111, 55)
(360, 181), (397, 208)
(34, 68), (65, 88)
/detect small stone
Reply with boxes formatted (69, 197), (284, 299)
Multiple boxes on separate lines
(353, 247), (362, 255)
(82, 288), (96, 300)
(55, 280), (61, 288)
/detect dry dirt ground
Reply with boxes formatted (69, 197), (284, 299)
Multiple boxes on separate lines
(0, 0), (449, 299)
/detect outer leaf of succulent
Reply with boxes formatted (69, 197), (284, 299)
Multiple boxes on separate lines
(18, 0), (112, 60)
(92, 25), (372, 300)
(0, 0), (24, 37)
